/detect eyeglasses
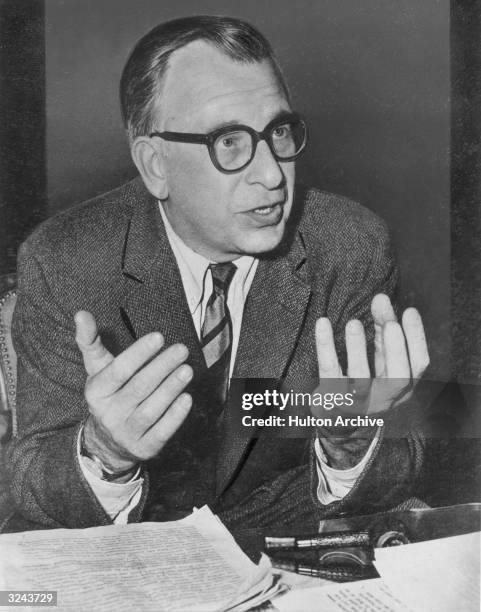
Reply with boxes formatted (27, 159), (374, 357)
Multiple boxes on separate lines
(149, 112), (307, 174)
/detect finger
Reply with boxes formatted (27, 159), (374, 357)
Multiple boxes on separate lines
(371, 293), (397, 325)
(94, 331), (165, 395)
(383, 320), (411, 378)
(130, 363), (193, 432)
(74, 310), (113, 376)
(142, 392), (192, 448)
(371, 294), (397, 377)
(346, 319), (370, 378)
(119, 343), (190, 405)
(402, 308), (430, 379)
(316, 318), (343, 378)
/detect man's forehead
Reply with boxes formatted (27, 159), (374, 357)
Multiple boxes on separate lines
(159, 40), (289, 129)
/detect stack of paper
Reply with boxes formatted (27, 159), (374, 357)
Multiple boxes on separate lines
(271, 531), (480, 611)
(373, 531), (480, 612)
(274, 577), (409, 611)
(0, 506), (281, 612)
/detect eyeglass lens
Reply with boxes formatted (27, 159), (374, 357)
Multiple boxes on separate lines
(213, 119), (306, 171)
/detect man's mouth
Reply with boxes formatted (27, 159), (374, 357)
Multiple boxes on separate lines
(244, 201), (285, 226)
(252, 204), (279, 215)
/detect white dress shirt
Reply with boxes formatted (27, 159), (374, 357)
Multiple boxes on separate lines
(79, 203), (374, 522)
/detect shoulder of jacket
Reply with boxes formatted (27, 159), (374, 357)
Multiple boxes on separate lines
(19, 177), (147, 263)
(298, 187), (390, 253)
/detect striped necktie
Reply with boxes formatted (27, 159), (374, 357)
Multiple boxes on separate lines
(201, 262), (237, 404)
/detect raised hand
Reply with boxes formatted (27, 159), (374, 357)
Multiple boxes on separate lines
(313, 294), (429, 468)
(74, 311), (193, 476)
(315, 294), (429, 416)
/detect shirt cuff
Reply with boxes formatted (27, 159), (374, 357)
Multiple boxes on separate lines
(314, 430), (380, 504)
(77, 428), (144, 523)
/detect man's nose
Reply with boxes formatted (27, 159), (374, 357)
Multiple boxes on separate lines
(245, 139), (285, 189)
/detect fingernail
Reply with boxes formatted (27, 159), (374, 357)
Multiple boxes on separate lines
(373, 293), (390, 307)
(174, 344), (189, 360)
(346, 319), (362, 334)
(177, 365), (193, 382)
(179, 393), (192, 409)
(150, 332), (163, 346)
(316, 318), (330, 332)
(403, 308), (420, 324)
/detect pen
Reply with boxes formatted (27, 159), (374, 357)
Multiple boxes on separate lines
(271, 558), (378, 582)
(265, 530), (371, 550)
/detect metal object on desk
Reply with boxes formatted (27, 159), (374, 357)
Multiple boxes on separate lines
(265, 526), (410, 551)
(264, 504), (480, 582)
(318, 503), (481, 544)
(271, 557), (378, 582)
(265, 530), (380, 583)
(376, 529), (410, 547)
(265, 530), (371, 551)
(265, 527), (408, 583)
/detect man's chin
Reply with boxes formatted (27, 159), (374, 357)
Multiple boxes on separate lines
(239, 223), (287, 257)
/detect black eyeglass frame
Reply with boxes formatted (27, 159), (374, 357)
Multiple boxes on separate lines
(149, 112), (308, 174)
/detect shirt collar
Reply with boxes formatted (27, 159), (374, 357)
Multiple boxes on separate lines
(159, 203), (256, 313)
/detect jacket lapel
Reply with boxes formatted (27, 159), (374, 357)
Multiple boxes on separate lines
(216, 228), (312, 495)
(119, 190), (206, 377)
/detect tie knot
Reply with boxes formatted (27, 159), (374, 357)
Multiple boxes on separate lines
(209, 262), (237, 293)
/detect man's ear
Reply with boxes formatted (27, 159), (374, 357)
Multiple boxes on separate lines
(130, 137), (169, 200)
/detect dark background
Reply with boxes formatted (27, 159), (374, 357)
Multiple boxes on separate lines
(1, 0), (478, 385)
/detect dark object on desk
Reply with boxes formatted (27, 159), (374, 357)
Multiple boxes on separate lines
(272, 557), (378, 582)
(317, 502), (481, 544)
(264, 525), (405, 582)
(264, 504), (481, 582)
(272, 545), (375, 582)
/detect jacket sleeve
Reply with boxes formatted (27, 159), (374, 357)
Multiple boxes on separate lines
(318, 218), (426, 512)
(5, 240), (147, 529)
(330, 215), (399, 368)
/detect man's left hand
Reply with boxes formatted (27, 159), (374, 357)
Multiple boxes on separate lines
(313, 293), (430, 468)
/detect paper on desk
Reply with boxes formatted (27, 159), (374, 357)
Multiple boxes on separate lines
(273, 577), (409, 611)
(373, 531), (480, 612)
(0, 506), (279, 612)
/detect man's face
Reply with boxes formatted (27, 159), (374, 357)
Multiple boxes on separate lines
(155, 41), (295, 262)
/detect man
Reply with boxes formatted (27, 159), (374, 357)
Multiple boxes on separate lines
(5, 16), (428, 532)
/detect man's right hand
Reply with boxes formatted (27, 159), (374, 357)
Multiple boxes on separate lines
(74, 311), (193, 474)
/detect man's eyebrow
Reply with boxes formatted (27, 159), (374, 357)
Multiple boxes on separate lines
(204, 119), (244, 132)
(204, 110), (294, 133)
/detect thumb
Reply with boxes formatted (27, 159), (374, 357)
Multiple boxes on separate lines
(74, 310), (113, 376)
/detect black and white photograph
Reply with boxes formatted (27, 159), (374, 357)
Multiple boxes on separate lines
(0, 1), (479, 610)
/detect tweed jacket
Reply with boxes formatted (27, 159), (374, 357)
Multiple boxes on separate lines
(5, 178), (424, 532)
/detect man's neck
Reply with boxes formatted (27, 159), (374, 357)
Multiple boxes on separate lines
(159, 201), (240, 263)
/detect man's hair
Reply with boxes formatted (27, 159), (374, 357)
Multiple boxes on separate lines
(120, 15), (288, 140)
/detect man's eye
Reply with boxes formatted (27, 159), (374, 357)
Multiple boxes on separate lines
(217, 132), (244, 149)
(272, 125), (291, 139)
